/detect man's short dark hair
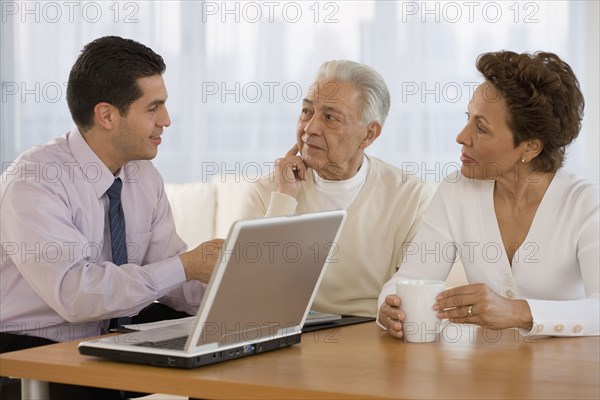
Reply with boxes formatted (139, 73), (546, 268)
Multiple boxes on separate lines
(66, 36), (166, 132)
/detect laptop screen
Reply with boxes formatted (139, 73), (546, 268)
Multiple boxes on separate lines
(186, 210), (347, 350)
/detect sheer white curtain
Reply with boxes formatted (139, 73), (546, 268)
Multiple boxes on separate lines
(1, 1), (598, 183)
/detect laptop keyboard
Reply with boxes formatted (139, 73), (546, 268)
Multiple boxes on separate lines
(135, 335), (189, 350)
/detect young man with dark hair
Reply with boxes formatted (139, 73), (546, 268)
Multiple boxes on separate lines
(0, 36), (222, 399)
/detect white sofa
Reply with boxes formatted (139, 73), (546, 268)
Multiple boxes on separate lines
(164, 176), (250, 249)
(164, 177), (468, 287)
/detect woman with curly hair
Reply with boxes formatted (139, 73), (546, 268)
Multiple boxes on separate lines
(378, 51), (598, 337)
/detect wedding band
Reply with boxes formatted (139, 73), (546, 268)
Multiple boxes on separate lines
(467, 305), (473, 317)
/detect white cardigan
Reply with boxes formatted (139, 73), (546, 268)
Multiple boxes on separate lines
(379, 169), (599, 336)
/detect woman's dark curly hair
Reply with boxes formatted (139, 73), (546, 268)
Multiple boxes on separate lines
(476, 51), (584, 173)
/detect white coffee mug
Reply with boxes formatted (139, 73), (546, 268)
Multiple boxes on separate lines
(396, 279), (445, 343)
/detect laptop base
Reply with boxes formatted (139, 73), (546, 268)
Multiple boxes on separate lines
(79, 333), (301, 369)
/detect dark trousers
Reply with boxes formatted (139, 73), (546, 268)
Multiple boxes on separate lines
(0, 303), (191, 400)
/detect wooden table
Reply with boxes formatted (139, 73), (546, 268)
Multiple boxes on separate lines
(1, 322), (599, 399)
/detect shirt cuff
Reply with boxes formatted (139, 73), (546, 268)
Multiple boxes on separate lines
(522, 299), (587, 336)
(148, 255), (187, 297)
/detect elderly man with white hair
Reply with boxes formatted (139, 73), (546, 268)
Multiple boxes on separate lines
(239, 60), (432, 317)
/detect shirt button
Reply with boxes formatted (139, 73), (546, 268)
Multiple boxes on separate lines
(505, 289), (515, 298)
(554, 324), (564, 333)
(537, 324), (544, 332)
(572, 325), (583, 333)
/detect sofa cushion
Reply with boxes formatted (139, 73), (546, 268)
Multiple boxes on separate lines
(164, 182), (216, 249)
(212, 175), (252, 238)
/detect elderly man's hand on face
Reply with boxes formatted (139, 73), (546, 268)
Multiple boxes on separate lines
(275, 144), (308, 198)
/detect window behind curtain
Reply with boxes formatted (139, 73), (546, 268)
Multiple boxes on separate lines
(1, 1), (597, 183)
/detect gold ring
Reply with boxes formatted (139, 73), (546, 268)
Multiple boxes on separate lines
(467, 305), (473, 317)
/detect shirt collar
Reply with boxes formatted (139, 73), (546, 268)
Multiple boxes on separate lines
(312, 155), (370, 187)
(67, 126), (120, 199)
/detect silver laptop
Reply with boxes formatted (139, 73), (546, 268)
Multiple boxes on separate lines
(78, 210), (346, 368)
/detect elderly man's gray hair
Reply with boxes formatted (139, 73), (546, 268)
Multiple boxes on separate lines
(315, 60), (391, 126)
